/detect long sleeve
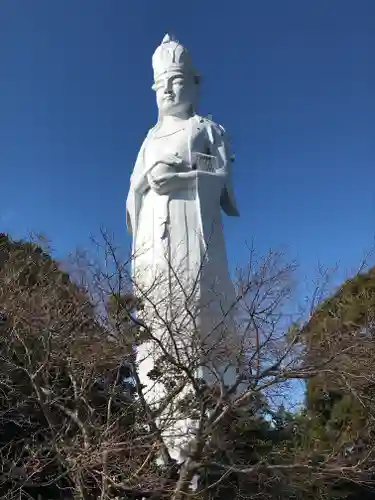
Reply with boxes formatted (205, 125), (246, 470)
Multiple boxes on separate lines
(126, 138), (147, 238)
(206, 121), (239, 217)
(126, 129), (155, 238)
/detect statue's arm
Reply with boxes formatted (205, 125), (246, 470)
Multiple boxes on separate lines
(206, 122), (239, 216)
(146, 122), (239, 214)
(151, 167), (225, 197)
(126, 208), (133, 235)
(126, 171), (152, 236)
(148, 170), (194, 195)
(148, 133), (229, 196)
(131, 172), (149, 194)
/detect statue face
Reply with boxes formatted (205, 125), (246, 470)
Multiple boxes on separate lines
(154, 72), (197, 117)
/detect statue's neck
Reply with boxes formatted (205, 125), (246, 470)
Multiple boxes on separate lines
(159, 114), (193, 126)
(152, 115), (194, 138)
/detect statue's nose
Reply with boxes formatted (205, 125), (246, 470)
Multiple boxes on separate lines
(164, 79), (174, 93)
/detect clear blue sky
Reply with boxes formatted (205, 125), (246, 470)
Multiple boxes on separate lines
(1, 0), (374, 293)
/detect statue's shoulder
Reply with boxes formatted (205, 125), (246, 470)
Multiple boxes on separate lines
(194, 114), (227, 138)
(145, 124), (158, 138)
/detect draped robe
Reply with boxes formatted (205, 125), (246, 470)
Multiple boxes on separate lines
(126, 115), (240, 458)
(126, 114), (239, 362)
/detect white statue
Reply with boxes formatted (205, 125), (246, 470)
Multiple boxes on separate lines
(126, 34), (240, 462)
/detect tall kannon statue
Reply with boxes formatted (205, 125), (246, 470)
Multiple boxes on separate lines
(126, 34), (241, 461)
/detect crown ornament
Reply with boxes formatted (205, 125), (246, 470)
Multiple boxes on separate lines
(152, 34), (200, 84)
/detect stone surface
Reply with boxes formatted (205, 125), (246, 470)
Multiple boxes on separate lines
(126, 34), (240, 462)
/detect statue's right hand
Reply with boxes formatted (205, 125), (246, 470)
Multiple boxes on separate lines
(149, 155), (190, 181)
(150, 162), (172, 179)
(149, 172), (177, 195)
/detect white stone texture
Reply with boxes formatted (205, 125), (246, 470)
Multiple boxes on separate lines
(126, 34), (240, 462)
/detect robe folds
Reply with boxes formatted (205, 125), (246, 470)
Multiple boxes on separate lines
(126, 114), (240, 382)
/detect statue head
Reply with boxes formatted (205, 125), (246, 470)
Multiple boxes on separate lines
(152, 34), (200, 118)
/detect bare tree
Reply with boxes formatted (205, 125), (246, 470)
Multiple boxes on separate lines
(1, 233), (374, 500)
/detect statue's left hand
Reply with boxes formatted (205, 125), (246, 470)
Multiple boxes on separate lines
(157, 153), (186, 168)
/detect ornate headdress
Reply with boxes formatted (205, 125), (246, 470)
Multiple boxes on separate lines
(152, 34), (200, 84)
